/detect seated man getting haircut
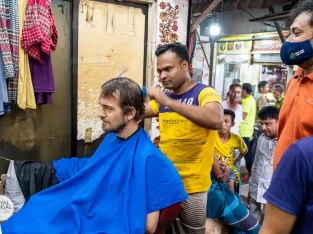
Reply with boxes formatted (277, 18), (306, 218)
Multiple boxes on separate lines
(0, 77), (187, 234)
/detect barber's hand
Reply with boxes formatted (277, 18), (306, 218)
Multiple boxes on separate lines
(147, 86), (172, 107)
(216, 164), (231, 182)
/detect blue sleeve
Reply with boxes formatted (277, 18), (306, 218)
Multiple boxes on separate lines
(146, 153), (188, 214)
(53, 134), (113, 182)
(264, 143), (308, 216)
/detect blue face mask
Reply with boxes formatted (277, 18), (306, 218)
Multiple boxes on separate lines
(280, 39), (313, 65)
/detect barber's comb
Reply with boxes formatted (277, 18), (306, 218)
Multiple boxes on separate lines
(142, 86), (147, 98)
(116, 68), (128, 78)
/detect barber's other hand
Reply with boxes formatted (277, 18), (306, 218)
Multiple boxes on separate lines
(217, 164), (231, 182)
(147, 86), (172, 107)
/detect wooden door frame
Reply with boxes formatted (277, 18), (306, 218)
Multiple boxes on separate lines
(70, 0), (149, 156)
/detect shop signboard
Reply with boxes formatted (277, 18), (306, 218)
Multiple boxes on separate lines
(252, 39), (282, 53)
(252, 31), (289, 53)
(218, 41), (252, 54)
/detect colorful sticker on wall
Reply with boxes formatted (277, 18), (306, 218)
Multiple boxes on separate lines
(218, 41), (252, 54)
(158, 2), (179, 47)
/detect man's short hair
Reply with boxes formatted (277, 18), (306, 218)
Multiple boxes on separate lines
(258, 106), (280, 120)
(101, 77), (145, 121)
(258, 81), (268, 91)
(291, 0), (313, 27)
(229, 83), (241, 91)
(224, 109), (236, 122)
(242, 83), (253, 94)
(273, 84), (284, 94)
(155, 42), (190, 64)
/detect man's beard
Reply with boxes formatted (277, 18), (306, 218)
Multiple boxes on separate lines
(102, 118), (128, 134)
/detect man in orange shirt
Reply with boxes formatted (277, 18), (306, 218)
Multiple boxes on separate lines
(274, 1), (313, 170)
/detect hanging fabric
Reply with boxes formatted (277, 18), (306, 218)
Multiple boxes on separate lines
(21, 0), (58, 62)
(21, 0), (58, 105)
(29, 52), (55, 105)
(8, 0), (19, 101)
(0, 0), (19, 103)
(17, 0), (36, 109)
(0, 156), (10, 161)
(4, 161), (25, 214)
(0, 52), (10, 115)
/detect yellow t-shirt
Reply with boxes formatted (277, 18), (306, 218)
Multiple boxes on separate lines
(215, 133), (247, 183)
(240, 95), (256, 138)
(150, 83), (222, 194)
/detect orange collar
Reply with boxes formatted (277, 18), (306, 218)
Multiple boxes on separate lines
(293, 68), (313, 81)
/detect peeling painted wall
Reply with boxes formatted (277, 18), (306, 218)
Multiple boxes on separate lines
(77, 0), (146, 142)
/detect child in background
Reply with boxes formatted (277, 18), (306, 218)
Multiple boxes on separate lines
(215, 109), (247, 193)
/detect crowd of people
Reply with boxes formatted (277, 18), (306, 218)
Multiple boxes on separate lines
(1, 0), (313, 234)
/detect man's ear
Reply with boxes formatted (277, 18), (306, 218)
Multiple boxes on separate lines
(124, 107), (137, 121)
(181, 60), (189, 72)
(232, 122), (235, 127)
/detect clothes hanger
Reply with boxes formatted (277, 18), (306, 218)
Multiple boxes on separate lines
(0, 156), (11, 162)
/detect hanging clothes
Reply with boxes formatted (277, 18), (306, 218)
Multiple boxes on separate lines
(0, 52), (9, 115)
(21, 0), (58, 62)
(17, 0), (36, 109)
(29, 51), (55, 105)
(14, 160), (59, 202)
(4, 161), (25, 214)
(0, 0), (19, 103)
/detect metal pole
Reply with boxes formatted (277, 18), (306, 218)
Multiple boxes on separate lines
(269, 7), (285, 43)
(195, 28), (210, 69)
(186, 0), (192, 49)
(190, 0), (222, 32)
(209, 38), (214, 87)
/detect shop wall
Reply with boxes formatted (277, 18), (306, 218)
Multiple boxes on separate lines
(75, 0), (149, 156)
(149, 0), (189, 141)
(74, 0), (190, 156)
(0, 1), (72, 174)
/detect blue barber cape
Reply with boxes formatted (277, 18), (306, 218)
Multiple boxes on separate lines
(1, 128), (187, 234)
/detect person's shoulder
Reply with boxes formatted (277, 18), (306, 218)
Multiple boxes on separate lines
(200, 85), (219, 95)
(256, 133), (267, 143)
(198, 84), (221, 105)
(250, 95), (256, 103)
(230, 132), (240, 140)
(144, 145), (177, 170)
(230, 133), (244, 144)
(222, 101), (229, 110)
(102, 132), (116, 143)
(254, 93), (260, 100)
(138, 131), (169, 159)
(293, 136), (313, 157)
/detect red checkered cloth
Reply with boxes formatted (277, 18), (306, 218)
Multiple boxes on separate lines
(21, 0), (57, 62)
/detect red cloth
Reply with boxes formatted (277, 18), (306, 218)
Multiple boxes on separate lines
(21, 0), (57, 62)
(154, 202), (181, 234)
